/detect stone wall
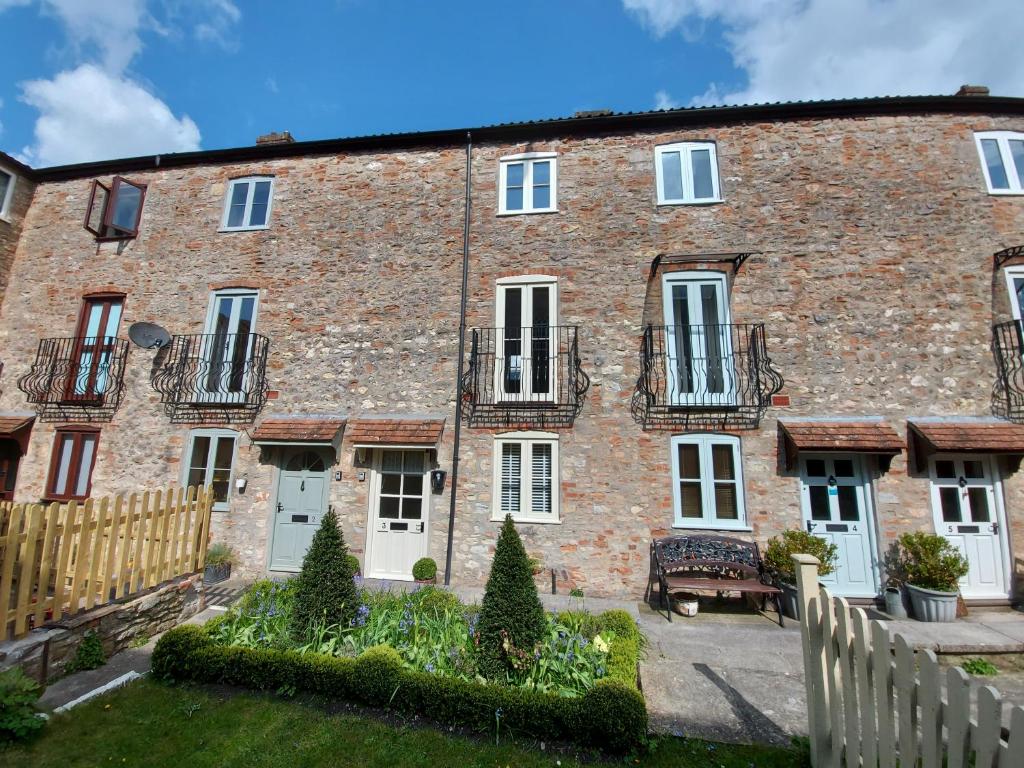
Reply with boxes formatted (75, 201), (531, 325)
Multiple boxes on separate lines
(0, 108), (1022, 600)
(0, 157), (35, 311)
(0, 573), (204, 684)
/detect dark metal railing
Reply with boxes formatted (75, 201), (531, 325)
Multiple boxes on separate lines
(992, 321), (1024, 422)
(462, 325), (589, 427)
(151, 332), (270, 424)
(17, 336), (130, 421)
(632, 323), (783, 429)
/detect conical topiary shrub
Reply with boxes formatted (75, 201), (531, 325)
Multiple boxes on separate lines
(290, 508), (358, 638)
(476, 515), (547, 679)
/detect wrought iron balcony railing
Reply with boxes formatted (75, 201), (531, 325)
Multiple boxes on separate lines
(631, 323), (783, 429)
(462, 325), (589, 428)
(17, 336), (130, 421)
(992, 320), (1024, 422)
(151, 332), (270, 424)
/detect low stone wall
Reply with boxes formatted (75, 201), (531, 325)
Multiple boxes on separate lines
(0, 573), (205, 684)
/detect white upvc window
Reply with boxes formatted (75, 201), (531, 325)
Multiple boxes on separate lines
(183, 428), (238, 511)
(492, 431), (559, 523)
(974, 132), (1024, 195)
(498, 152), (557, 214)
(655, 141), (722, 205)
(670, 434), (747, 529)
(0, 165), (17, 222)
(220, 176), (275, 230)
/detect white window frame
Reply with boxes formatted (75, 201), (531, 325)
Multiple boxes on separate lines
(495, 275), (559, 401)
(654, 141), (722, 205)
(974, 131), (1024, 195)
(182, 428), (239, 512)
(1003, 265), (1024, 321)
(0, 164), (16, 223)
(669, 434), (748, 530)
(491, 431), (560, 523)
(498, 152), (558, 215)
(220, 176), (275, 231)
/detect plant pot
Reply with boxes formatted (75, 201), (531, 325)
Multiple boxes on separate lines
(779, 582), (801, 620)
(414, 578), (436, 586)
(204, 562), (231, 585)
(672, 592), (699, 617)
(883, 586), (908, 619)
(906, 583), (958, 622)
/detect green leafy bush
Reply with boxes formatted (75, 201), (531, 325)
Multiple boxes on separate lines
(476, 515), (546, 679)
(412, 557), (437, 582)
(346, 554), (361, 575)
(895, 532), (969, 592)
(763, 530), (839, 584)
(65, 631), (106, 674)
(0, 667), (45, 745)
(290, 509), (358, 638)
(205, 542), (237, 567)
(961, 657), (999, 676)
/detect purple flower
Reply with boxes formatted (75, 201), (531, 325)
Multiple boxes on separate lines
(425, 662), (435, 673)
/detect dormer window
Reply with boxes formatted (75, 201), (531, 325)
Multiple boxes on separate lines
(975, 131), (1024, 194)
(84, 176), (147, 240)
(655, 141), (722, 205)
(220, 176), (274, 231)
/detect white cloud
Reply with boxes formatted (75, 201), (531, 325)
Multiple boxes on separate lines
(655, 89), (679, 110)
(20, 64), (200, 165)
(625, 0), (1024, 104)
(191, 0), (241, 48)
(39, 0), (147, 74)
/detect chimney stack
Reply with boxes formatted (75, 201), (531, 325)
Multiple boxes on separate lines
(955, 85), (989, 97)
(573, 109), (613, 118)
(256, 131), (296, 145)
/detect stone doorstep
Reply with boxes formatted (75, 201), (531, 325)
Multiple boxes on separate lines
(882, 611), (1024, 655)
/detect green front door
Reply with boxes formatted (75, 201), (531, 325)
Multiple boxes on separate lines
(269, 449), (330, 571)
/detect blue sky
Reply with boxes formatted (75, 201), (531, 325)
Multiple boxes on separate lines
(1, 0), (1021, 167)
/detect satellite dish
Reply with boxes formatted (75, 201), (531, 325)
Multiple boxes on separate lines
(128, 322), (172, 349)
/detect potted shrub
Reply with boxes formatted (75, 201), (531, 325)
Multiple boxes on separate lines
(346, 554), (361, 577)
(763, 529), (838, 619)
(895, 532), (968, 622)
(412, 557), (437, 585)
(204, 543), (237, 585)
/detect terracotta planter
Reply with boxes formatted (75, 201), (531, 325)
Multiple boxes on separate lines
(906, 583), (958, 622)
(414, 577), (436, 586)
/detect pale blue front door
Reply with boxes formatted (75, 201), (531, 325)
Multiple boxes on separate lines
(270, 449), (330, 571)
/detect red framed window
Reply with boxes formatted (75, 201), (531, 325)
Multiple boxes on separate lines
(46, 427), (100, 501)
(64, 295), (124, 403)
(84, 176), (147, 240)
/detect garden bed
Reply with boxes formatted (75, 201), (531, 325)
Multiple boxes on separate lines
(153, 581), (647, 751)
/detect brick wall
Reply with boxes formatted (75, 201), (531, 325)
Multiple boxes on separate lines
(0, 110), (1022, 599)
(0, 159), (35, 311)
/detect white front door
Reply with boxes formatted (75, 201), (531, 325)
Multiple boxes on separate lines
(197, 289), (259, 404)
(929, 455), (1009, 599)
(799, 454), (879, 598)
(662, 272), (735, 407)
(495, 279), (557, 402)
(269, 449), (330, 572)
(366, 449), (429, 580)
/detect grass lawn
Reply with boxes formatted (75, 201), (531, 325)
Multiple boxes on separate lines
(5, 679), (809, 767)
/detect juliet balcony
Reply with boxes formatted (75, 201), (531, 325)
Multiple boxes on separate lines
(631, 323), (783, 430)
(992, 320), (1024, 423)
(151, 332), (270, 424)
(17, 336), (130, 421)
(462, 326), (590, 428)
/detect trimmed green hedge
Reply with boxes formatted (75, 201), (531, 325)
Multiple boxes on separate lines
(152, 610), (647, 752)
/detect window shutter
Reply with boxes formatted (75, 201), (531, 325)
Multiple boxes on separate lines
(530, 443), (552, 516)
(500, 443), (521, 514)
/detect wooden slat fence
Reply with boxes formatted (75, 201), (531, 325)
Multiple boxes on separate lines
(793, 553), (1024, 768)
(0, 485), (213, 641)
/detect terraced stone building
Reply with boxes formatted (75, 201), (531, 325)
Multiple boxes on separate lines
(1, 87), (1023, 603)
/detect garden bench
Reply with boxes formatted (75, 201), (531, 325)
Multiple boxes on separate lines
(651, 534), (784, 625)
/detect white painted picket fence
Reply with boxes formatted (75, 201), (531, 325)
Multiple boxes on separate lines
(792, 554), (1024, 768)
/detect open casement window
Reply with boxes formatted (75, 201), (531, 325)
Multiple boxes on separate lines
(65, 295), (124, 404)
(0, 166), (15, 221)
(662, 272), (736, 406)
(498, 153), (557, 214)
(46, 427), (100, 502)
(184, 429), (237, 511)
(194, 289), (259, 404)
(84, 177), (147, 239)
(975, 132), (1024, 194)
(220, 177), (274, 230)
(492, 431), (559, 523)
(655, 141), (722, 204)
(496, 276), (558, 401)
(670, 434), (746, 529)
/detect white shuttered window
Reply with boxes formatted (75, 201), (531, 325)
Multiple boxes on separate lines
(493, 432), (559, 522)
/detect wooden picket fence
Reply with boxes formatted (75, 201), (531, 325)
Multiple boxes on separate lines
(793, 554), (1024, 767)
(0, 486), (214, 641)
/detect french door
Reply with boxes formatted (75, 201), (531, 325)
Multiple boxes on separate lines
(67, 297), (123, 402)
(799, 455), (879, 597)
(197, 290), (258, 403)
(662, 273), (735, 406)
(495, 279), (557, 401)
(929, 455), (1009, 599)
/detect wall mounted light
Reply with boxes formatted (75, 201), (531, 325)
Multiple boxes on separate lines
(430, 469), (447, 494)
(235, 477), (247, 494)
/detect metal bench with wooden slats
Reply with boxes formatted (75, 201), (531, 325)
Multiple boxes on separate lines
(652, 534), (784, 625)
